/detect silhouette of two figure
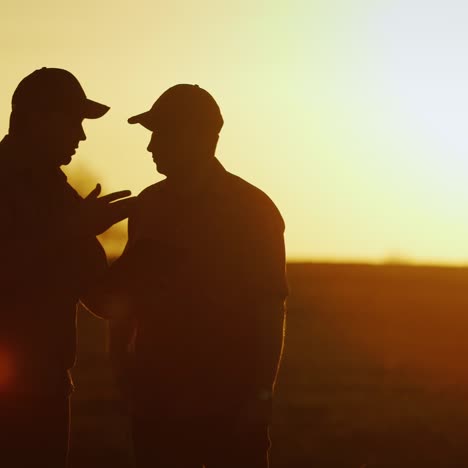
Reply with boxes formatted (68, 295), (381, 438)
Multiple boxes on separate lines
(0, 68), (288, 468)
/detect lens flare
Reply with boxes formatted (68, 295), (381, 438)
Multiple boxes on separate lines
(0, 350), (13, 389)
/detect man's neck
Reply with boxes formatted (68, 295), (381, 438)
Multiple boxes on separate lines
(5, 133), (59, 173)
(167, 156), (219, 192)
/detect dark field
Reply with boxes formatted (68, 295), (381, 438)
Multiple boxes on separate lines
(70, 263), (468, 467)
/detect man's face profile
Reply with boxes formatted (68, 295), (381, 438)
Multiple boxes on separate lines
(147, 127), (195, 177)
(37, 110), (87, 167)
(147, 126), (218, 178)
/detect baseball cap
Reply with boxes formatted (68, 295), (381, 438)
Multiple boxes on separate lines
(12, 67), (110, 119)
(128, 84), (223, 134)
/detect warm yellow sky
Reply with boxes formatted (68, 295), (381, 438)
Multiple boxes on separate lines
(2, 0), (468, 263)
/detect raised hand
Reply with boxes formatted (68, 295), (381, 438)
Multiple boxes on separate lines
(76, 183), (136, 236)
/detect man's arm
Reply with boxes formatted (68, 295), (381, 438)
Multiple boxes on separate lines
(79, 232), (152, 319)
(242, 200), (289, 422)
(79, 211), (140, 398)
(253, 297), (286, 396)
(0, 184), (134, 302)
(76, 185), (138, 317)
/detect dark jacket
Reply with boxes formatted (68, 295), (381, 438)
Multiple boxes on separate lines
(120, 157), (288, 416)
(0, 135), (107, 395)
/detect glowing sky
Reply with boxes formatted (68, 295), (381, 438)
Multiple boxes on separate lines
(2, 0), (468, 263)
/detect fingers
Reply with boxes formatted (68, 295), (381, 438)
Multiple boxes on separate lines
(80, 188), (135, 235)
(110, 196), (137, 208)
(107, 197), (137, 226)
(109, 197), (137, 214)
(99, 190), (133, 204)
(85, 183), (102, 199)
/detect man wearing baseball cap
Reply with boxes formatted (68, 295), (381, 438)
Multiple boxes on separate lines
(0, 67), (134, 467)
(101, 84), (288, 467)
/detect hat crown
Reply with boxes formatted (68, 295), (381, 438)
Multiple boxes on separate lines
(150, 84), (223, 133)
(11, 67), (109, 119)
(12, 67), (87, 113)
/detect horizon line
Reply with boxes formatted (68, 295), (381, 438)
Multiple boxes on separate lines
(286, 257), (468, 268)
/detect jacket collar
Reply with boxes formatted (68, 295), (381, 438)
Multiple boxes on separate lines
(164, 156), (227, 197)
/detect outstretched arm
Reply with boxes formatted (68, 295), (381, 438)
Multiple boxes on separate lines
(79, 190), (138, 319)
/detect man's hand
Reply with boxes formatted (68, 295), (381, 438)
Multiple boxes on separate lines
(73, 184), (136, 236)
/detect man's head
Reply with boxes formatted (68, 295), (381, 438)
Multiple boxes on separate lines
(9, 67), (109, 167)
(128, 84), (223, 178)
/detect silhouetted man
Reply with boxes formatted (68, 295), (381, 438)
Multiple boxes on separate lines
(95, 84), (288, 467)
(0, 68), (133, 468)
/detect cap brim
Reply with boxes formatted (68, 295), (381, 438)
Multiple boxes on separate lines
(84, 99), (110, 119)
(128, 110), (154, 130)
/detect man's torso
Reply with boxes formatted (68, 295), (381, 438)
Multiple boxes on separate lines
(127, 158), (287, 409)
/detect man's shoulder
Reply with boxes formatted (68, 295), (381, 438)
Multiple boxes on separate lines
(223, 171), (285, 229)
(0, 139), (25, 202)
(129, 180), (168, 226)
(136, 179), (168, 203)
(0, 137), (17, 181)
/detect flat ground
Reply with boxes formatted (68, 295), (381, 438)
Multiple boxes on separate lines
(69, 263), (468, 467)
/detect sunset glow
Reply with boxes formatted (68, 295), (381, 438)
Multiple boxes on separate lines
(2, 1), (468, 263)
